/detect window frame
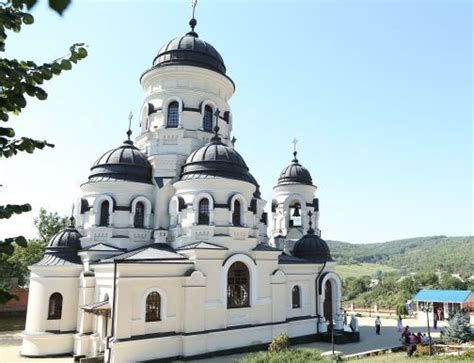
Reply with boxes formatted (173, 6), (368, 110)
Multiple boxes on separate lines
(202, 104), (213, 132)
(198, 198), (210, 225)
(99, 200), (110, 227)
(47, 292), (63, 320)
(134, 201), (145, 228)
(227, 261), (250, 309)
(166, 101), (179, 128)
(292, 285), (301, 309)
(145, 291), (161, 322)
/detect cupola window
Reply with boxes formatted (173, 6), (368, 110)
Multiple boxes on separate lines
(99, 201), (110, 227)
(203, 105), (213, 131)
(232, 200), (241, 226)
(145, 291), (161, 322)
(134, 202), (145, 228)
(292, 285), (301, 308)
(47, 292), (63, 320)
(198, 198), (210, 225)
(227, 262), (250, 308)
(167, 101), (179, 128)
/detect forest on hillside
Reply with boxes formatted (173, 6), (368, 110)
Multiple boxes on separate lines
(327, 236), (474, 276)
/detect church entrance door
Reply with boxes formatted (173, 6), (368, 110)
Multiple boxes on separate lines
(323, 280), (333, 326)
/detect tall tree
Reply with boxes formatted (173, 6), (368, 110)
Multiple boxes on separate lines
(0, 0), (86, 304)
(34, 208), (68, 242)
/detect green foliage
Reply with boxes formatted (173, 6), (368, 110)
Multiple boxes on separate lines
(0, 0), (85, 303)
(0, 208), (67, 289)
(239, 348), (329, 363)
(396, 303), (408, 316)
(443, 313), (471, 344)
(267, 333), (289, 356)
(34, 207), (68, 242)
(439, 274), (467, 290)
(328, 236), (474, 277)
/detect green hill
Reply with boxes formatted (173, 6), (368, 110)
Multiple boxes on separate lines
(327, 236), (474, 276)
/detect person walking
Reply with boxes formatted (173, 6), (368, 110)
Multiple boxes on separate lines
(375, 316), (382, 335)
(397, 315), (403, 332)
(433, 312), (438, 329)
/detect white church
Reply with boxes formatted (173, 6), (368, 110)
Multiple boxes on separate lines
(21, 6), (356, 363)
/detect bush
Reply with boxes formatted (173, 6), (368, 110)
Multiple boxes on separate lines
(462, 349), (474, 359)
(238, 348), (329, 363)
(396, 304), (408, 316)
(267, 332), (289, 355)
(443, 313), (471, 344)
(415, 344), (432, 356)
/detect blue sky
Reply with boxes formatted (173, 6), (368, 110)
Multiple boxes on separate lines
(1, 0), (472, 243)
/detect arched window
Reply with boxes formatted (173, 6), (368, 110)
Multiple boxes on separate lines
(99, 200), (109, 227)
(198, 198), (210, 225)
(232, 200), (241, 226)
(292, 286), (301, 308)
(203, 105), (213, 131)
(289, 202), (301, 227)
(227, 262), (250, 308)
(134, 202), (145, 228)
(48, 293), (63, 320)
(167, 101), (179, 128)
(145, 291), (161, 322)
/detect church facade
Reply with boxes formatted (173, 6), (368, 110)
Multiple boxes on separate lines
(21, 11), (345, 363)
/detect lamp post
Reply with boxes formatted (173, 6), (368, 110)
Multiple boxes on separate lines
(420, 302), (433, 356)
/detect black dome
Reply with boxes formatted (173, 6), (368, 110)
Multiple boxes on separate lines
(180, 129), (257, 188)
(89, 140), (152, 184)
(48, 226), (82, 249)
(39, 223), (83, 265)
(277, 152), (313, 186)
(292, 229), (332, 263)
(153, 32), (226, 75)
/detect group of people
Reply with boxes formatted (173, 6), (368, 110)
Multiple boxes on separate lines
(401, 324), (431, 357)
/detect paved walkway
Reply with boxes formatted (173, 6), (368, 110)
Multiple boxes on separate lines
(191, 317), (449, 363)
(0, 317), (451, 363)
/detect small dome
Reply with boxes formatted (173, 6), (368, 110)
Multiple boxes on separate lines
(277, 152), (313, 186)
(47, 225), (82, 249)
(88, 140), (152, 184)
(292, 228), (332, 263)
(180, 128), (257, 188)
(154, 33), (226, 75)
(38, 222), (83, 265)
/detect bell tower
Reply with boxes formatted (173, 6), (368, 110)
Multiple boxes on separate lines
(133, 3), (236, 229)
(270, 141), (320, 252)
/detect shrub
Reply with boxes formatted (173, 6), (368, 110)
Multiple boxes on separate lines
(415, 344), (432, 356)
(238, 348), (329, 363)
(267, 332), (289, 355)
(463, 349), (474, 359)
(443, 313), (471, 344)
(396, 304), (408, 316)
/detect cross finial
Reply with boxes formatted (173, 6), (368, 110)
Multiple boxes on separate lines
(188, 0), (198, 36)
(69, 203), (75, 227)
(125, 112), (133, 143)
(292, 138), (299, 162)
(190, 0), (197, 19)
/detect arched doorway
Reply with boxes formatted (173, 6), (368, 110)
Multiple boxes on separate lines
(323, 280), (333, 325)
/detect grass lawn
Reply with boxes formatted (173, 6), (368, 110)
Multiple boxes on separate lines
(335, 263), (397, 280)
(345, 351), (472, 362)
(0, 311), (26, 332)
